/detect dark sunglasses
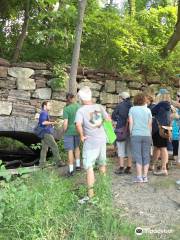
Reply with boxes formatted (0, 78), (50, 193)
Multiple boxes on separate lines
(177, 94), (180, 97)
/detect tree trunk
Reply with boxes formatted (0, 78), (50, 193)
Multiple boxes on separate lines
(110, 0), (113, 5)
(128, 0), (136, 16)
(12, 0), (30, 63)
(68, 0), (87, 94)
(162, 0), (180, 56)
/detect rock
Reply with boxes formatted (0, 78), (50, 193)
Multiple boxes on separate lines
(100, 92), (118, 104)
(0, 90), (9, 100)
(49, 100), (66, 117)
(129, 89), (140, 97)
(92, 90), (100, 98)
(148, 84), (161, 94)
(116, 81), (127, 93)
(8, 90), (31, 101)
(146, 74), (161, 84)
(78, 79), (102, 90)
(35, 70), (52, 76)
(35, 79), (47, 88)
(0, 66), (8, 77)
(0, 116), (15, 131)
(32, 88), (52, 99)
(52, 91), (67, 101)
(0, 78), (16, 89)
(0, 101), (12, 115)
(0, 58), (10, 67)
(128, 81), (142, 89)
(105, 80), (116, 93)
(12, 103), (36, 118)
(17, 78), (36, 90)
(8, 67), (34, 78)
(11, 62), (48, 70)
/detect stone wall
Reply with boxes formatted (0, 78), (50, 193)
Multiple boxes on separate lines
(0, 58), (179, 133)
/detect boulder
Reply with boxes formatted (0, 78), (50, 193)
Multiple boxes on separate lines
(32, 88), (52, 99)
(0, 78), (16, 89)
(17, 77), (36, 90)
(35, 79), (47, 88)
(35, 69), (52, 76)
(11, 62), (48, 70)
(105, 80), (116, 93)
(100, 92), (118, 104)
(12, 103), (36, 118)
(78, 79), (102, 90)
(116, 81), (127, 93)
(49, 100), (66, 117)
(8, 90), (31, 101)
(8, 67), (34, 78)
(92, 90), (100, 98)
(0, 101), (12, 115)
(129, 89), (140, 97)
(128, 81), (142, 90)
(0, 58), (10, 67)
(0, 116), (15, 131)
(52, 91), (67, 101)
(0, 66), (8, 78)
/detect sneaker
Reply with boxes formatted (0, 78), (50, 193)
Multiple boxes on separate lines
(133, 176), (143, 183)
(114, 167), (124, 175)
(76, 166), (81, 171)
(56, 161), (66, 168)
(67, 171), (74, 177)
(124, 167), (132, 174)
(78, 196), (90, 204)
(143, 176), (148, 183)
(153, 170), (168, 176)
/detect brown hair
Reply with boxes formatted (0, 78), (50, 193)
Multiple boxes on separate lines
(66, 93), (75, 105)
(134, 94), (147, 106)
(41, 101), (49, 109)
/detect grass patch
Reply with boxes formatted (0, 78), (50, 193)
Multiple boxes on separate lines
(0, 170), (150, 240)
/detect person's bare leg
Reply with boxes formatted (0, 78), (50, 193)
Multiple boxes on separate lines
(151, 147), (160, 170)
(136, 163), (142, 177)
(119, 157), (124, 167)
(87, 167), (95, 198)
(68, 150), (74, 173)
(143, 164), (149, 177)
(99, 165), (106, 174)
(74, 146), (81, 168)
(160, 147), (168, 171)
(127, 156), (132, 167)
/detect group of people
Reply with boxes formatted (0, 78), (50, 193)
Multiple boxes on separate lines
(37, 86), (180, 201)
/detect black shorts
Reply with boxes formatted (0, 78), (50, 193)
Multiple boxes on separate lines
(172, 140), (179, 156)
(152, 131), (167, 148)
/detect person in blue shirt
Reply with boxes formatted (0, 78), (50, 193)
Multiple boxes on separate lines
(38, 101), (65, 168)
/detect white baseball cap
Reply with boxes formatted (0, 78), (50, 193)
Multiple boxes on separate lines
(119, 92), (130, 99)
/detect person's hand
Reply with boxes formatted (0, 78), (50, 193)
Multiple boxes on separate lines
(80, 135), (88, 142)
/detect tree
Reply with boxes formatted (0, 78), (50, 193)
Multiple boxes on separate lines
(12, 0), (31, 62)
(69, 0), (87, 94)
(163, 0), (180, 56)
(128, 0), (136, 16)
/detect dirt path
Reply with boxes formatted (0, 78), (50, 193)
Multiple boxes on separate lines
(111, 164), (180, 239)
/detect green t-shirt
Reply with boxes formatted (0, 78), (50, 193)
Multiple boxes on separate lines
(63, 103), (80, 136)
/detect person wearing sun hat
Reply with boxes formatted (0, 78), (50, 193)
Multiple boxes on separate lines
(151, 88), (172, 176)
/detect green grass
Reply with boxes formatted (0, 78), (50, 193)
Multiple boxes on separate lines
(0, 170), (150, 240)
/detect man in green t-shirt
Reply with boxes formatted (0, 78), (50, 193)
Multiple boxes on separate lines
(63, 93), (81, 176)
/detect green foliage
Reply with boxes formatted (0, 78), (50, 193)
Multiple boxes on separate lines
(0, 160), (12, 182)
(0, 137), (28, 151)
(0, 0), (179, 81)
(0, 170), (150, 240)
(49, 64), (68, 91)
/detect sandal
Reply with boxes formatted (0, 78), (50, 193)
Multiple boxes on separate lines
(153, 170), (168, 176)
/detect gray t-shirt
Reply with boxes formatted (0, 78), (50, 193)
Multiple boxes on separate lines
(75, 104), (108, 150)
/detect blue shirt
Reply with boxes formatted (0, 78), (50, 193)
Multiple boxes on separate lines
(38, 110), (54, 134)
(129, 106), (152, 136)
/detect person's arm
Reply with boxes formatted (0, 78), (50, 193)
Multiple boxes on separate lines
(100, 105), (111, 121)
(76, 122), (87, 142)
(128, 116), (133, 135)
(63, 119), (68, 132)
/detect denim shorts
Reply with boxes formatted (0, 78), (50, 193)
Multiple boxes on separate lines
(64, 135), (80, 150)
(116, 138), (131, 158)
(83, 143), (107, 170)
(131, 136), (152, 165)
